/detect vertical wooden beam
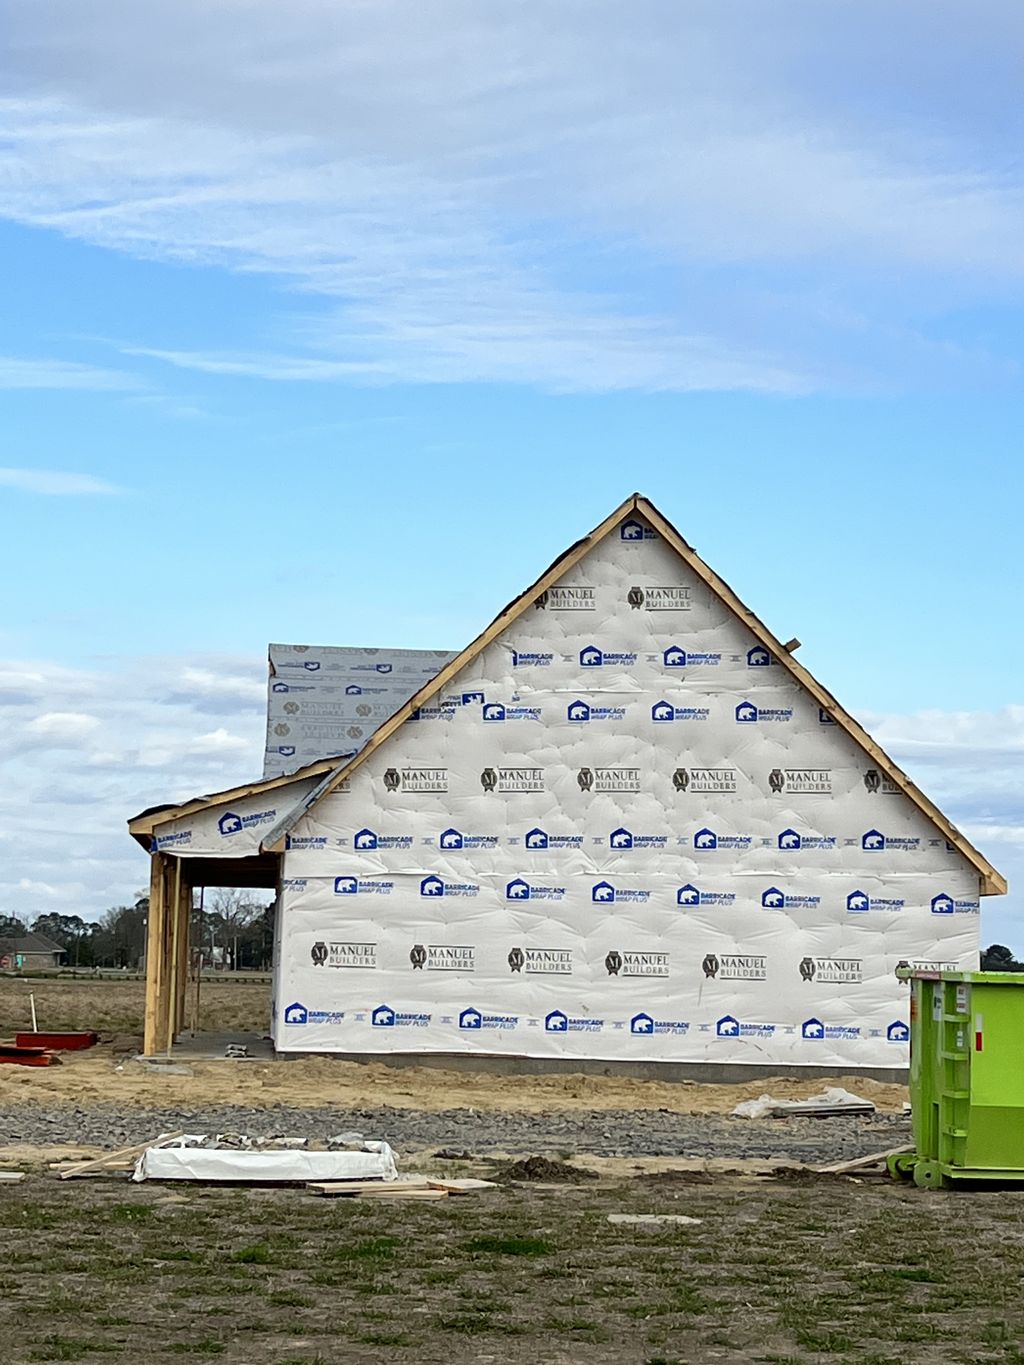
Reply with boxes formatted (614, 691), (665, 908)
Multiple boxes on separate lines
(174, 875), (191, 1035)
(165, 858), (183, 1054)
(143, 852), (168, 1056)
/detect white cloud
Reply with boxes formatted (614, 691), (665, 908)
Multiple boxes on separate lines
(0, 358), (139, 392)
(1, 3), (1021, 391)
(0, 468), (127, 496)
(25, 711), (101, 742)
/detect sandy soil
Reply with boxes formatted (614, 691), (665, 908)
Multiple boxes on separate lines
(0, 1043), (908, 1114)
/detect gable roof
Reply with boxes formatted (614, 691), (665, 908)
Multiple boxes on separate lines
(0, 934), (67, 957)
(129, 493), (1005, 896)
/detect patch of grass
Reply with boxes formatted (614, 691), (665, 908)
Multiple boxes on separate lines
(464, 1234), (552, 1257)
(792, 1328), (853, 1352)
(29, 1337), (122, 1360)
(330, 1235), (399, 1262)
(107, 1203), (153, 1223)
(168, 1343), (226, 1355)
(231, 1243), (272, 1264)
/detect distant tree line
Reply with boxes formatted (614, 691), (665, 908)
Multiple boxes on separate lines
(0, 889), (275, 970)
(980, 944), (1024, 972)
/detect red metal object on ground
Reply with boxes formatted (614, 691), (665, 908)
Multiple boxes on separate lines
(0, 1044), (60, 1066)
(15, 1031), (98, 1051)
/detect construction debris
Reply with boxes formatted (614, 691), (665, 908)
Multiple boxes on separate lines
(59, 1133), (187, 1180)
(132, 1137), (398, 1183)
(815, 1145), (911, 1175)
(15, 1031), (98, 1051)
(308, 1176), (496, 1201)
(0, 1043), (61, 1067)
(732, 1087), (876, 1119)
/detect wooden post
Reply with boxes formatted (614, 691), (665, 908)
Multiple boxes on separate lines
(143, 853), (168, 1056)
(174, 875), (190, 1035)
(165, 859), (183, 1055)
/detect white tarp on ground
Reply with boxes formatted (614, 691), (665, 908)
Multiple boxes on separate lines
(264, 645), (458, 778)
(270, 510), (980, 1069)
(133, 1140), (398, 1183)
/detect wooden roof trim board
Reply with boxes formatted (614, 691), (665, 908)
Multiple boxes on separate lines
(127, 492), (1004, 896)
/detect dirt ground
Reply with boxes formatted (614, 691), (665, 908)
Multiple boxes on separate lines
(0, 976), (908, 1116)
(0, 974), (265, 1039)
(1, 1165), (1022, 1365)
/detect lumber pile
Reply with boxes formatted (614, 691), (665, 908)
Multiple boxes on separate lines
(307, 1177), (497, 1201)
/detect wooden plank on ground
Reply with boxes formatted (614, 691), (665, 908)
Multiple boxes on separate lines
(357, 1188), (447, 1200)
(59, 1132), (187, 1180)
(816, 1146), (910, 1174)
(306, 1178), (429, 1197)
(427, 1178), (498, 1194)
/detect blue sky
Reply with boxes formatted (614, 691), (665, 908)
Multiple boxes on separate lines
(0, 1), (1021, 944)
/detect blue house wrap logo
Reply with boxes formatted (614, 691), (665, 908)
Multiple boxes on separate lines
(283, 1002), (308, 1025)
(630, 1012), (654, 1035)
(592, 881), (616, 903)
(887, 1020), (910, 1042)
(354, 829), (378, 850)
(459, 1007), (483, 1030)
(620, 518), (645, 540)
(277, 746), (295, 757)
(345, 684), (362, 695)
(778, 829), (802, 850)
(735, 701), (758, 723)
(663, 645), (687, 667)
(375, 664), (392, 673)
(420, 876), (445, 897)
(506, 879), (531, 900)
(334, 877), (358, 895)
(651, 700), (675, 721)
(580, 645), (603, 667)
(567, 700), (591, 722)
(847, 890), (869, 912)
(610, 828), (633, 849)
(545, 1010), (568, 1032)
(462, 691), (485, 704)
(371, 1005), (395, 1027)
(761, 887), (785, 908)
(802, 1017), (825, 1039)
(747, 646), (771, 666)
(482, 702), (506, 721)
(218, 812), (243, 836)
(716, 1014), (740, 1037)
(440, 828), (464, 849)
(931, 893), (954, 915)
(862, 829), (885, 850)
(694, 828), (718, 850)
(525, 828), (549, 849)
(271, 681), (289, 693)
(676, 884), (700, 905)
(303, 661), (321, 671)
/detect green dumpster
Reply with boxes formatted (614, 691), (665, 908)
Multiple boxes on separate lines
(895, 970), (1024, 1189)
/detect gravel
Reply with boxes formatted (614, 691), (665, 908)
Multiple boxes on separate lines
(0, 1103), (911, 1163)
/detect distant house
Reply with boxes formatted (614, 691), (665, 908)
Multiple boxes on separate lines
(0, 935), (67, 970)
